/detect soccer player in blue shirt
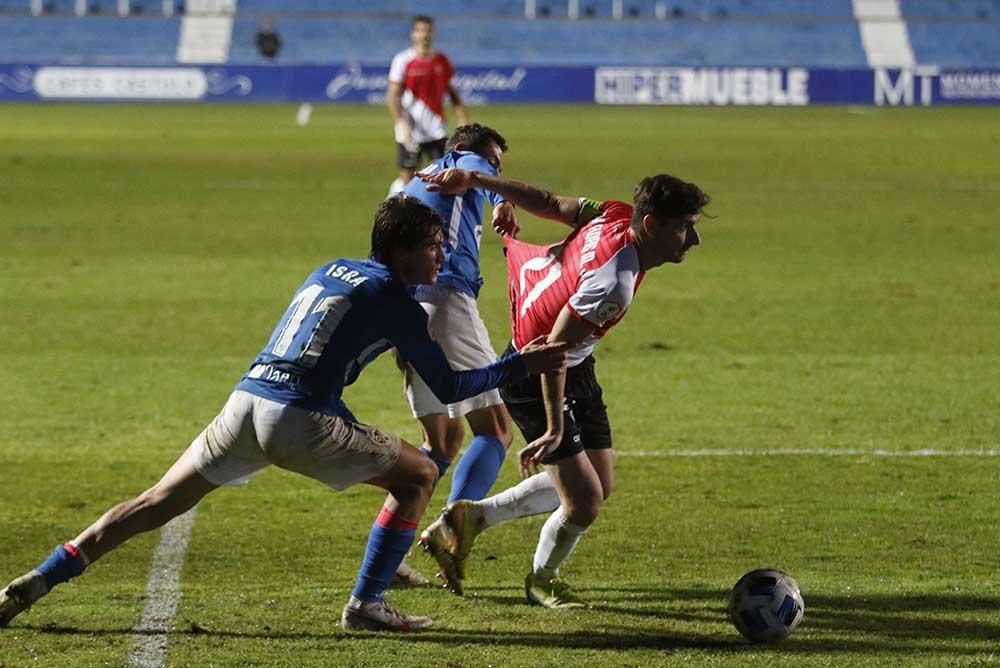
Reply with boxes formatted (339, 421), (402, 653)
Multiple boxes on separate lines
(392, 124), (523, 591)
(0, 196), (565, 632)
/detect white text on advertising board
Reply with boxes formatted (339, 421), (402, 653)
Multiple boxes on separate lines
(33, 67), (207, 99)
(940, 71), (1000, 100)
(594, 67), (809, 105)
(874, 67), (939, 106)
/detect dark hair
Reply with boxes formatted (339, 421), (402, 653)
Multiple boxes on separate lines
(445, 123), (509, 155)
(631, 174), (710, 229)
(412, 15), (434, 26)
(370, 196), (444, 265)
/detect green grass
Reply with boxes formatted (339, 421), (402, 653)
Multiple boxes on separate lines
(1, 103), (999, 667)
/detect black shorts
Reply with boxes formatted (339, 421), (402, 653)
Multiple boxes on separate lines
(397, 138), (447, 170)
(500, 344), (612, 465)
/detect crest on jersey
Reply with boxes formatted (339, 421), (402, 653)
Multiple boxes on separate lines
(596, 301), (623, 323)
(368, 428), (391, 447)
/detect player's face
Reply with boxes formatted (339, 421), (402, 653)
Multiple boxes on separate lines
(644, 213), (700, 267)
(394, 228), (445, 285)
(481, 140), (504, 173)
(411, 21), (434, 50)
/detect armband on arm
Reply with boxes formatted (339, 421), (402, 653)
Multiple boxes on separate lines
(575, 198), (604, 227)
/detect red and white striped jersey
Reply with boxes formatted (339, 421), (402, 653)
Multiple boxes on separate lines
(389, 48), (455, 144)
(505, 200), (645, 367)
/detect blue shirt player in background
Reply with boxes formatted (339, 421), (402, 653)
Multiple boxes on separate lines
(395, 124), (522, 591)
(0, 196), (566, 633)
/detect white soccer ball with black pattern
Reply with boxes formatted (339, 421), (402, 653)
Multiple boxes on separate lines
(728, 568), (804, 643)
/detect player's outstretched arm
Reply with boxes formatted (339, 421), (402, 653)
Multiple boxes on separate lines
(393, 304), (567, 404)
(519, 336), (571, 375)
(420, 169), (582, 227)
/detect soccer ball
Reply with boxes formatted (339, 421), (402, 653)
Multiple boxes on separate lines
(728, 568), (804, 643)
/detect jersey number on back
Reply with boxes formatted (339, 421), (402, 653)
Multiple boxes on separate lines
(518, 255), (562, 317)
(272, 284), (350, 366)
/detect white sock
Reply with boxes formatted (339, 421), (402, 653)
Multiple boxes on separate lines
(67, 539), (91, 567)
(478, 472), (561, 528)
(532, 507), (588, 580)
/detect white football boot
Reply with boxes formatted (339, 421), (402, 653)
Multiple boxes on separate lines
(341, 596), (433, 632)
(0, 570), (49, 627)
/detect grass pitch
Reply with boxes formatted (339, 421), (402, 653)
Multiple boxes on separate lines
(1, 103), (999, 667)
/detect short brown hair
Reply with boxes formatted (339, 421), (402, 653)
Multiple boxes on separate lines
(445, 123), (509, 155)
(370, 196), (444, 265)
(413, 15), (434, 27)
(632, 174), (710, 229)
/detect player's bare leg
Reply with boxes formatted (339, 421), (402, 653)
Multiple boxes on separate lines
(343, 443), (438, 631)
(74, 454), (218, 563)
(0, 453), (217, 627)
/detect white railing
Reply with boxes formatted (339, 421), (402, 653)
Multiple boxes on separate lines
(26, 0), (221, 17)
(524, 0), (676, 20)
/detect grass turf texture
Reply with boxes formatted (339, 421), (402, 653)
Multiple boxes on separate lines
(1, 103), (999, 667)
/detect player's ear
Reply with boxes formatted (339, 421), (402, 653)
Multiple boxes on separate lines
(641, 214), (656, 235)
(453, 142), (469, 152)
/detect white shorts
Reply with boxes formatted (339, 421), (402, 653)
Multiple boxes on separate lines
(405, 285), (504, 419)
(182, 391), (402, 490)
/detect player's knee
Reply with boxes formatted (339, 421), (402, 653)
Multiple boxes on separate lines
(412, 455), (440, 493)
(469, 406), (514, 448)
(424, 420), (465, 460)
(444, 421), (465, 458)
(563, 494), (603, 527)
(494, 417), (514, 448)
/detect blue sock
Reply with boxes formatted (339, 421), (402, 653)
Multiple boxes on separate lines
(448, 435), (506, 503)
(419, 446), (452, 480)
(36, 543), (86, 591)
(351, 507), (417, 602)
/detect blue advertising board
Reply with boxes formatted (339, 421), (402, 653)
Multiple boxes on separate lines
(2, 63), (998, 105)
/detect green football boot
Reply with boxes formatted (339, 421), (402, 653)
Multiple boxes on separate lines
(524, 573), (588, 609)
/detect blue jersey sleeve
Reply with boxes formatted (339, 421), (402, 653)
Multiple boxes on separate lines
(390, 299), (528, 402)
(456, 153), (505, 208)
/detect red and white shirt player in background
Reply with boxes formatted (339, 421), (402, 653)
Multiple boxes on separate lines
(387, 15), (469, 195)
(417, 167), (711, 607)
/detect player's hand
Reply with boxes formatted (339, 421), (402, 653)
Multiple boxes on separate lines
(418, 168), (476, 195)
(492, 201), (520, 238)
(518, 431), (562, 477)
(395, 119), (417, 152)
(517, 335), (569, 376)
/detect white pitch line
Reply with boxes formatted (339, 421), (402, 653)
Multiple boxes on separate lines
(127, 507), (198, 668)
(616, 449), (1000, 457)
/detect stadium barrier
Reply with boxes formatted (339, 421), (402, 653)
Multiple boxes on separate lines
(2, 63), (999, 106)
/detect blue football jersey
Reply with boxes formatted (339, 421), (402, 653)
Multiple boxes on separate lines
(403, 150), (505, 298)
(235, 258), (526, 418)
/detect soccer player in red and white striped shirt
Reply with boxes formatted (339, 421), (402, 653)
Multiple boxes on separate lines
(387, 15), (469, 194)
(418, 168), (710, 607)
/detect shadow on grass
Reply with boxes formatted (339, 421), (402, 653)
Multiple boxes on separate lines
(11, 587), (1000, 654)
